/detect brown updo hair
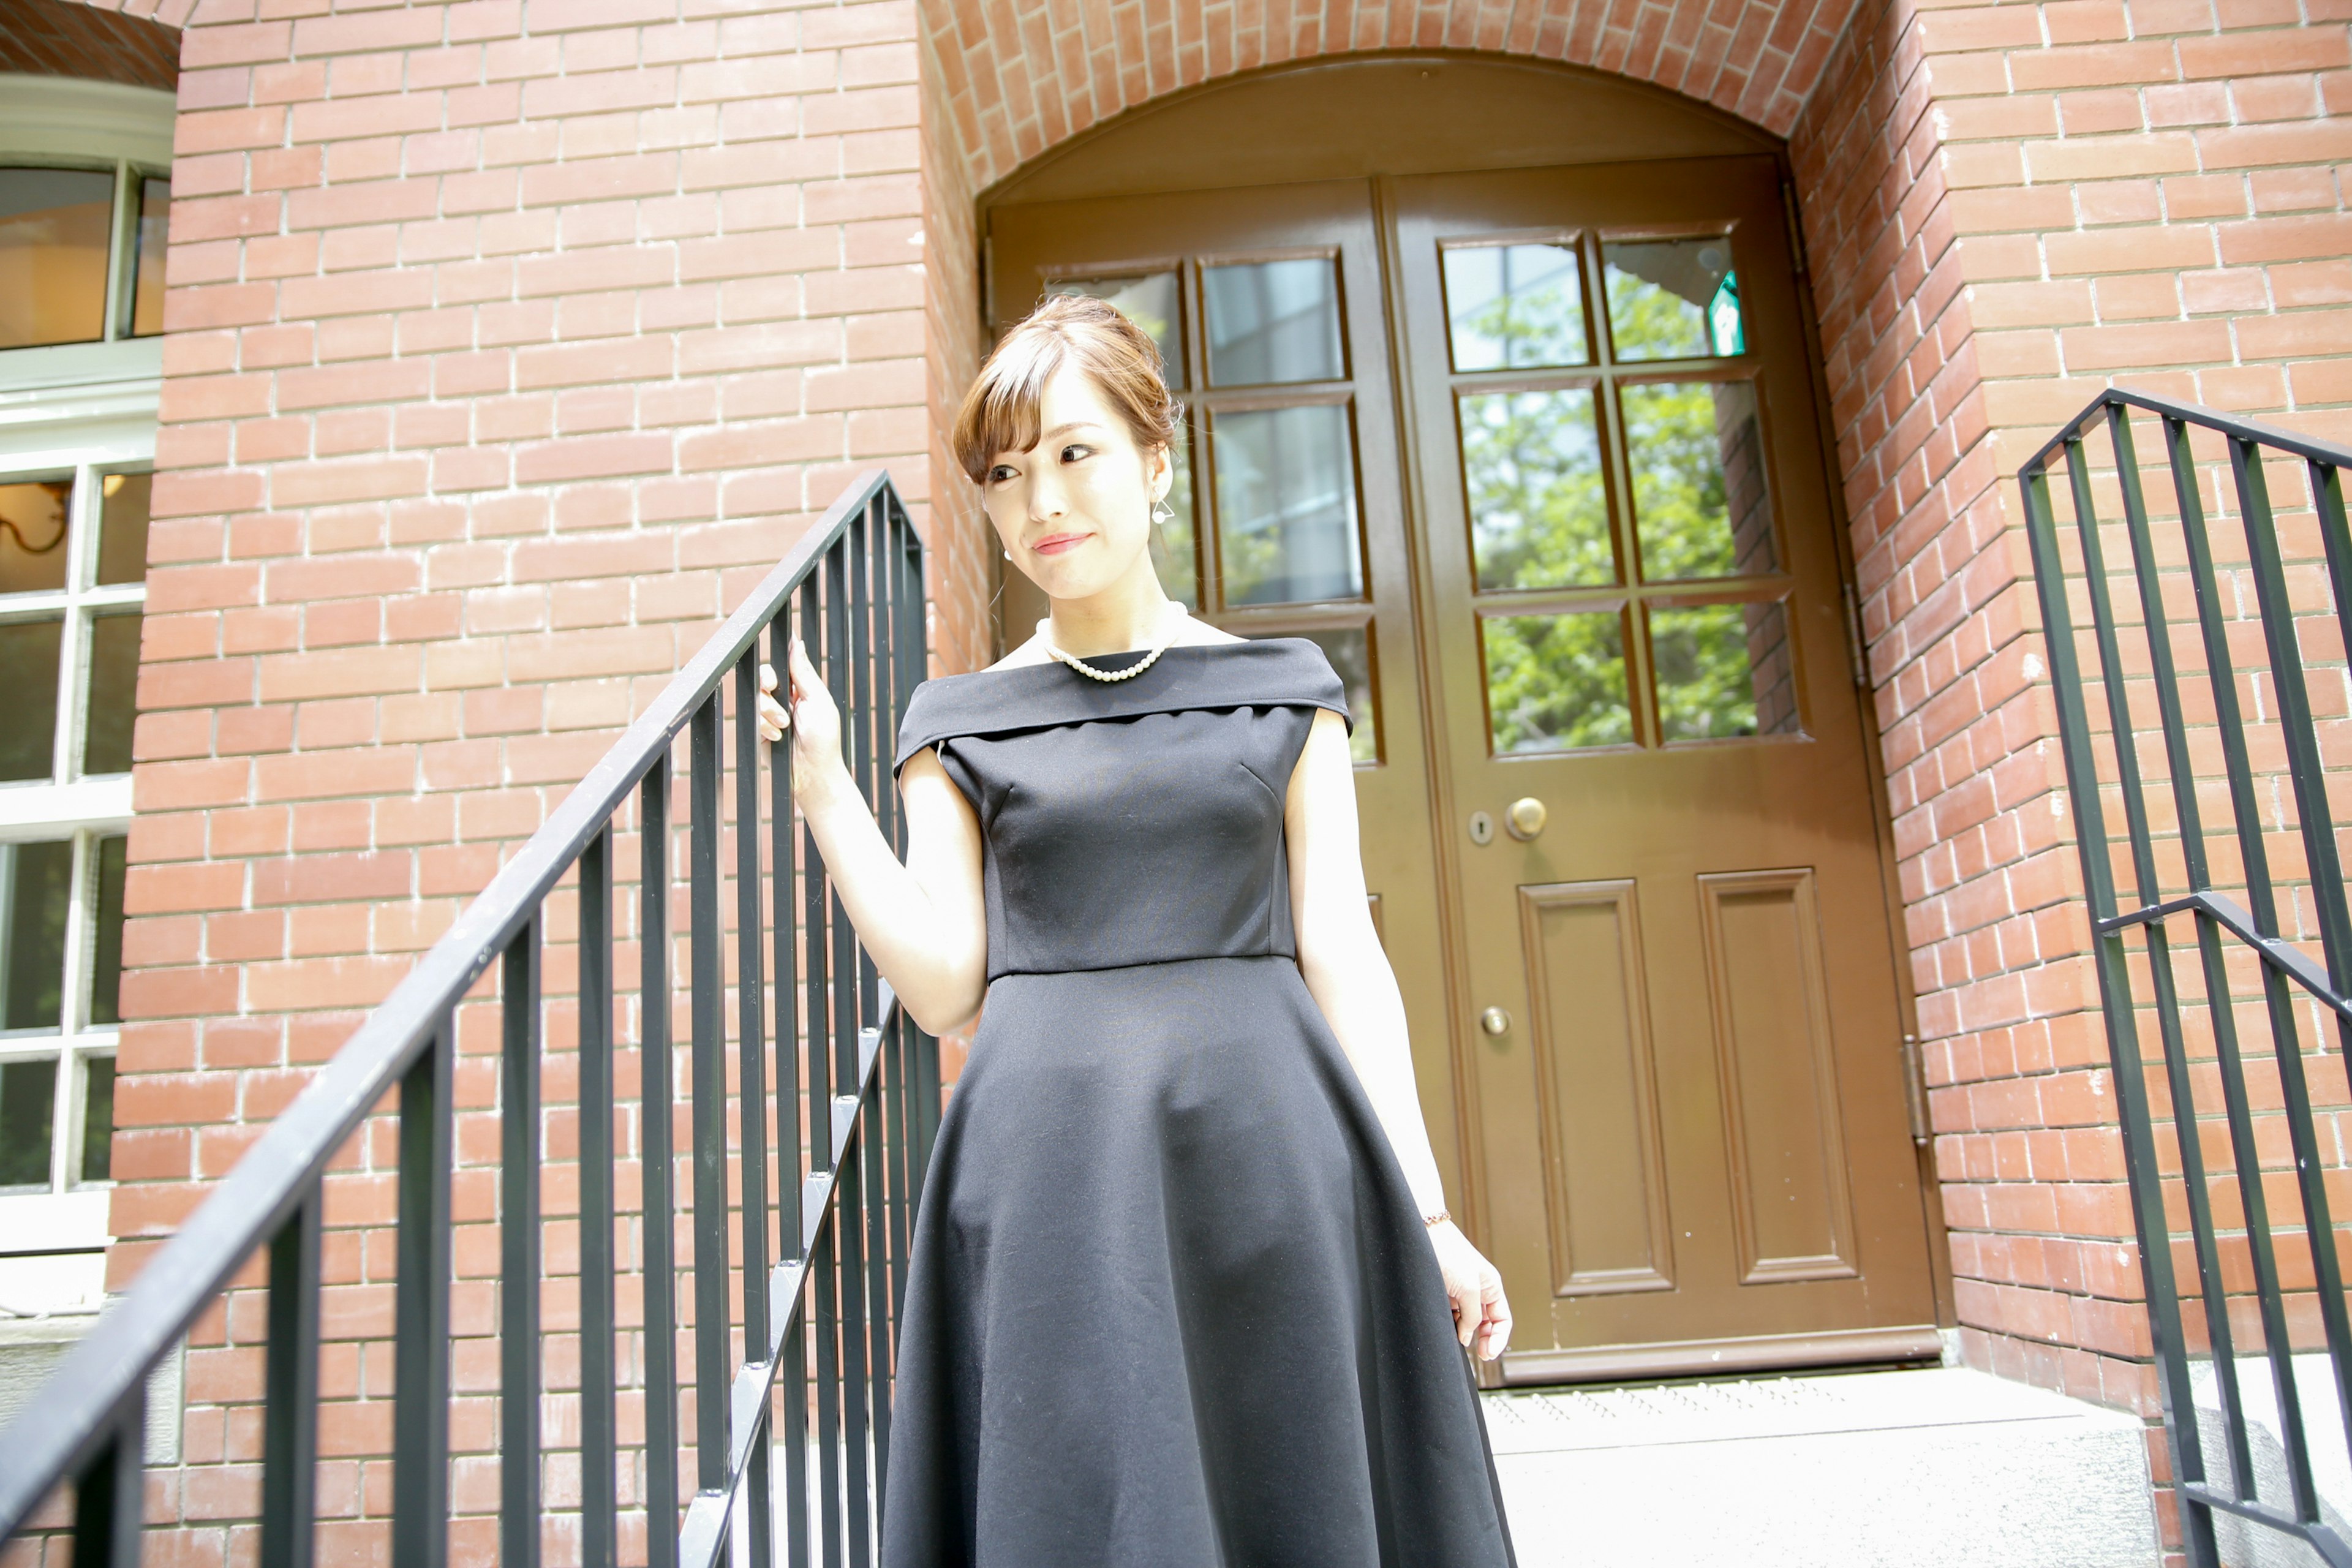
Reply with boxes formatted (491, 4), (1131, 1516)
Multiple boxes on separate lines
(952, 293), (1183, 484)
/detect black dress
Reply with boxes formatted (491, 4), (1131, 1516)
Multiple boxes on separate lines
(880, 638), (1517, 1568)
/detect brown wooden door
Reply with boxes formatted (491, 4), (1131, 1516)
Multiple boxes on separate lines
(1387, 157), (1939, 1382)
(986, 153), (1937, 1384)
(988, 183), (1474, 1194)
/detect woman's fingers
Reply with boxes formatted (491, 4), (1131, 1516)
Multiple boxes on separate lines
(755, 663), (790, 742)
(1452, 1276), (1478, 1349)
(1479, 1269), (1512, 1360)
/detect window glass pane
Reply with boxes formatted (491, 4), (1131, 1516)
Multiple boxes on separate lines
(1291, 626), (1378, 766)
(1604, 237), (1744, 361)
(1651, 600), (1801, 742)
(1442, 242), (1588, 371)
(1203, 258), (1343, 386)
(1622, 380), (1776, 582)
(1, 477), (73, 595)
(1459, 388), (1613, 592)
(0, 167), (115, 351)
(1483, 609), (1632, 755)
(90, 834), (126, 1028)
(0, 1058), (57, 1188)
(83, 610), (142, 776)
(1212, 404), (1363, 606)
(130, 176), (169, 338)
(4, 840), (72, 1031)
(79, 1055), (115, 1183)
(97, 470), (151, 586)
(1044, 272), (1183, 389)
(0, 616), (64, 782)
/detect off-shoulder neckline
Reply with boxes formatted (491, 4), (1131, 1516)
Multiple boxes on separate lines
(944, 637), (1265, 681)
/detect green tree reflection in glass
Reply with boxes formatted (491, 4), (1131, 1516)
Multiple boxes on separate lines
(1483, 611), (1632, 754)
(1620, 380), (1773, 582)
(1458, 389), (1613, 592)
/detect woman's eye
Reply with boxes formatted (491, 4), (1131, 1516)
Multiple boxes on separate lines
(1061, 443), (1092, 463)
(987, 465), (1016, 483)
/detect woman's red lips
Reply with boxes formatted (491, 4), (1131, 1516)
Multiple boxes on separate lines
(1028, 532), (1089, 556)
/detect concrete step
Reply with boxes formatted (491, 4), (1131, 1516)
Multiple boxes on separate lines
(1485, 1366), (2160, 1567)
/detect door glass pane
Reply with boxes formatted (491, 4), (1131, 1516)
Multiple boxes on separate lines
(0, 616), (64, 782)
(80, 1054), (115, 1183)
(97, 470), (151, 585)
(1622, 380), (1775, 581)
(1044, 271), (1183, 388)
(85, 610), (142, 775)
(1482, 609), (1632, 755)
(1651, 600), (1801, 742)
(1213, 404), (1363, 606)
(90, 834), (127, 1028)
(1293, 625), (1379, 765)
(1459, 388), (1613, 591)
(1604, 237), (1744, 361)
(1442, 241), (1588, 371)
(0, 168), (115, 350)
(1203, 258), (1343, 386)
(4, 840), (73, 1031)
(131, 176), (170, 338)
(0, 1058), (57, 1188)
(1, 477), (73, 595)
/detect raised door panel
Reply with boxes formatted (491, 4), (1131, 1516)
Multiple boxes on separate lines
(1697, 869), (1858, 1284)
(1520, 880), (1674, 1297)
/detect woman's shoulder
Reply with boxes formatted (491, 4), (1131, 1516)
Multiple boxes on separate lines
(892, 636), (1348, 772)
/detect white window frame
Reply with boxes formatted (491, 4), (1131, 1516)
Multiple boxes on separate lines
(0, 75), (172, 1301)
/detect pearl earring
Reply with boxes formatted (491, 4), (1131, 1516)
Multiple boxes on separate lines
(1152, 501), (1174, 524)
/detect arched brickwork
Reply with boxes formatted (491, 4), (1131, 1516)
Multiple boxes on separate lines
(932, 0), (1859, 189)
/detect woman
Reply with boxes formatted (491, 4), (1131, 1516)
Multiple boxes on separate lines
(758, 294), (1518, 1566)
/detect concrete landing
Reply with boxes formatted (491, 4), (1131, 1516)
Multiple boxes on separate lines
(1485, 1366), (2160, 1567)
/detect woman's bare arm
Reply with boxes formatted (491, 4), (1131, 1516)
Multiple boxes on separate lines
(760, 641), (989, 1035)
(1286, 708), (1512, 1360)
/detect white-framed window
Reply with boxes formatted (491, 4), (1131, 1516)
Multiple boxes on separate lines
(0, 74), (171, 1314)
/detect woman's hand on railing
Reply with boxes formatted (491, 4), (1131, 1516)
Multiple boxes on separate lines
(758, 640), (850, 805)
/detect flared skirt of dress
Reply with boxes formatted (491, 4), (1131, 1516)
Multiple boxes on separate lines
(878, 955), (1517, 1568)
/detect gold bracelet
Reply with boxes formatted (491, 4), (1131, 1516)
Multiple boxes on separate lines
(1422, 1210), (1452, 1227)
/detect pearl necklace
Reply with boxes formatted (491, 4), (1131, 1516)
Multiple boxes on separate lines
(1036, 607), (1187, 683)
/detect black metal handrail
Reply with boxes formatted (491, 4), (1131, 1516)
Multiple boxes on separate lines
(0, 469), (937, 1568)
(2024, 390), (2352, 1568)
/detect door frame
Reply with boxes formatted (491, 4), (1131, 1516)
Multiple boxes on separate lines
(973, 53), (1959, 1363)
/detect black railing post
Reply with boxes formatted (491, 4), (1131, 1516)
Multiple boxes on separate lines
(72, 1392), (144, 1568)
(260, 1182), (321, 1568)
(502, 915), (545, 1568)
(579, 824), (618, 1568)
(732, 648), (775, 1568)
(641, 755), (681, 1568)
(688, 696), (728, 1503)
(391, 1020), (453, 1568)
(2021, 450), (2221, 1568)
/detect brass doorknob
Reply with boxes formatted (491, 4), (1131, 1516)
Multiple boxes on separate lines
(1505, 797), (1548, 841)
(1480, 1006), (1511, 1037)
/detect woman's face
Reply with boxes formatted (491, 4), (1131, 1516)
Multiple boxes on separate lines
(982, 360), (1171, 603)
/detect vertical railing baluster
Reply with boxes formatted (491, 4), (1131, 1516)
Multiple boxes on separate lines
(392, 1018), (453, 1568)
(688, 696), (729, 1500)
(2106, 407), (2258, 1505)
(2022, 451), (2220, 1568)
(2065, 426), (2241, 1532)
(581, 826), (618, 1568)
(2222, 434), (2352, 1502)
(641, 756), (680, 1568)
(261, 1182), (322, 1568)
(819, 540), (852, 1568)
(733, 650), (775, 1568)
(72, 1392), (144, 1568)
(2161, 411), (2318, 1534)
(502, 914), (544, 1568)
(770, 614), (811, 1568)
